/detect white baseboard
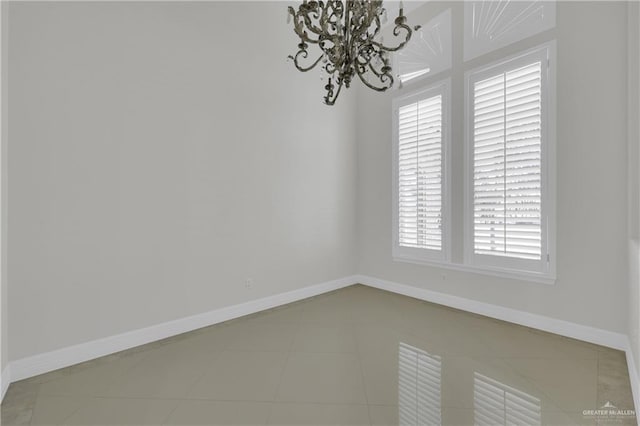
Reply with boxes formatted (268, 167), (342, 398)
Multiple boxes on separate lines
(3, 272), (638, 418)
(354, 274), (629, 350)
(1, 364), (10, 401)
(9, 276), (356, 383)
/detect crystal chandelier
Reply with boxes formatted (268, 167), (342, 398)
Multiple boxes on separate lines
(287, 1), (420, 105)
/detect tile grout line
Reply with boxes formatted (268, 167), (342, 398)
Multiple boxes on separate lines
(57, 399), (85, 426)
(264, 315), (302, 425)
(179, 337), (231, 403)
(158, 399), (182, 426)
(349, 299), (374, 426)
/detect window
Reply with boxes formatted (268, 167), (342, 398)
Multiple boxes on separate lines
(465, 44), (555, 280)
(391, 43), (555, 284)
(395, 9), (452, 85)
(392, 80), (451, 263)
(464, 1), (556, 62)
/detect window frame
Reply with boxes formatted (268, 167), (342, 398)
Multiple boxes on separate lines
(463, 42), (556, 283)
(392, 79), (452, 264)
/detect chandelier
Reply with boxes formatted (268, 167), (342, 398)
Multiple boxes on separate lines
(287, 1), (420, 105)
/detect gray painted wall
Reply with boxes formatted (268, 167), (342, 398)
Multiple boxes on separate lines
(1, 0), (8, 375)
(628, 0), (640, 378)
(7, 1), (358, 361)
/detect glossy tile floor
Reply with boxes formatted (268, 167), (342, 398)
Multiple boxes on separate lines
(1, 285), (636, 425)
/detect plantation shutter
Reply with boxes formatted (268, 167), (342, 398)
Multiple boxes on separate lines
(474, 373), (542, 426)
(399, 343), (442, 426)
(398, 95), (443, 250)
(472, 61), (542, 261)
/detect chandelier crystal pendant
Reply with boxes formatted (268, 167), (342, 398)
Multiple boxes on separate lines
(287, 0), (420, 105)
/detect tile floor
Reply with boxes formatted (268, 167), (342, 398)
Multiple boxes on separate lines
(0, 285), (636, 425)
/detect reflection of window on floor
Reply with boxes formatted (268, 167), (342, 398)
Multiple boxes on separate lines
(398, 343), (442, 425)
(474, 372), (542, 426)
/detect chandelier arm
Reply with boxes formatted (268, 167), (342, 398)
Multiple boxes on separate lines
(373, 21), (415, 53)
(292, 28), (320, 45)
(320, 1), (340, 36)
(353, 3), (380, 46)
(290, 7), (310, 38)
(324, 79), (344, 106)
(297, 22), (323, 41)
(300, 6), (326, 37)
(291, 12), (323, 44)
(355, 64), (393, 92)
(368, 61), (394, 86)
(325, 0), (343, 33)
(362, 2), (382, 39)
(325, 60), (337, 75)
(289, 50), (324, 72)
(368, 16), (382, 40)
(355, 44), (385, 77)
(299, 32), (322, 44)
(349, 6), (366, 43)
(344, 0), (351, 51)
(366, 60), (384, 79)
(316, 3), (329, 35)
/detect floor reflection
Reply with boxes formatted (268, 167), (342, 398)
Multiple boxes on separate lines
(398, 342), (544, 425)
(398, 342), (442, 425)
(474, 372), (542, 426)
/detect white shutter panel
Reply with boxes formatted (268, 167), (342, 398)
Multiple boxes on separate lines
(399, 343), (442, 426)
(474, 373), (542, 426)
(472, 61), (542, 261)
(398, 95), (443, 251)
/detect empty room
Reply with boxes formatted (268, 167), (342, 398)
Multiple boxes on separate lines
(0, 0), (639, 425)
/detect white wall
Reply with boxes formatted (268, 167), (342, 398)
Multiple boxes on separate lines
(357, 1), (630, 333)
(1, 0), (8, 379)
(628, 0), (640, 378)
(4, 0), (636, 372)
(7, 1), (357, 361)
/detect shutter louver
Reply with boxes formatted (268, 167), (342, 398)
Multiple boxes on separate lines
(474, 373), (542, 426)
(398, 95), (443, 251)
(472, 61), (542, 260)
(399, 343), (442, 426)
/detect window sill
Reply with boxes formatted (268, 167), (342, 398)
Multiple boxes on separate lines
(392, 256), (556, 285)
